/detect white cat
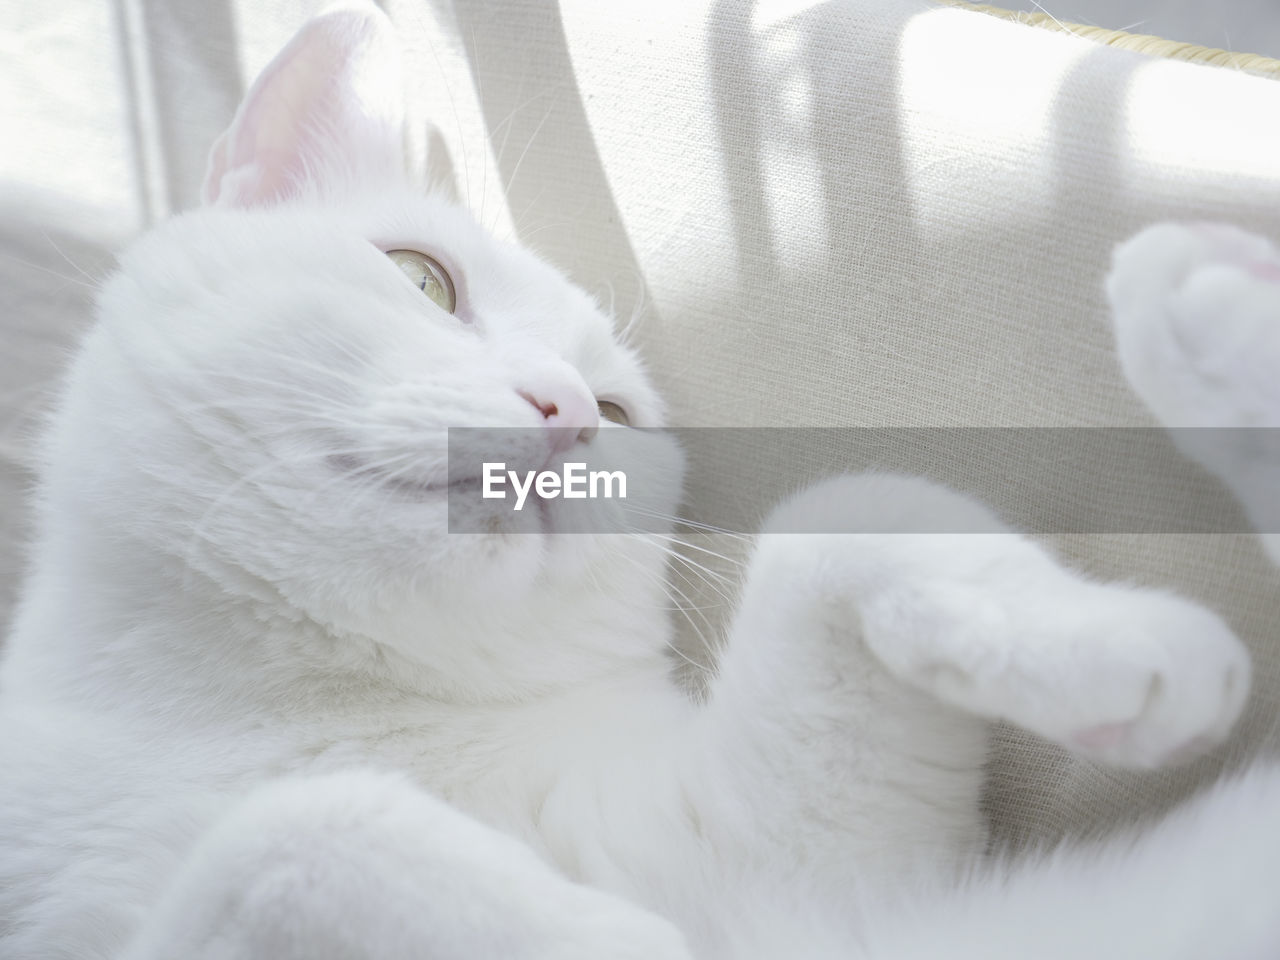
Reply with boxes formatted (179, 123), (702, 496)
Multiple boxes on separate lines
(0, 7), (1276, 959)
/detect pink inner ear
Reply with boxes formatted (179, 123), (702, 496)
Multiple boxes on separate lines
(201, 7), (406, 208)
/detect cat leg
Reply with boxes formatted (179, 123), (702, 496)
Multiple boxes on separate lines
(858, 760), (1280, 960)
(1108, 221), (1280, 563)
(696, 474), (1248, 882)
(121, 769), (693, 960)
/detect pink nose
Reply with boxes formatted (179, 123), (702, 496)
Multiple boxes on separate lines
(517, 378), (600, 456)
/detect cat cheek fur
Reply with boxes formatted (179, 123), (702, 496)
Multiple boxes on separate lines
(53, 205), (674, 690)
(22, 2), (679, 694)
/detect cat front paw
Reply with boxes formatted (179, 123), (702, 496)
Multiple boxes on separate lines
(866, 556), (1252, 770)
(124, 771), (695, 960)
(754, 475), (1252, 769)
(1038, 585), (1250, 768)
(1108, 221), (1280, 430)
(1108, 223), (1280, 563)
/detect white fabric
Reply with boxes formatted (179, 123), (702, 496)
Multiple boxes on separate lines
(2, 0), (1279, 847)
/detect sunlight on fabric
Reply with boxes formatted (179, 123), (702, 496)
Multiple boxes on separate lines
(1124, 59), (1280, 183)
(557, 0), (742, 307)
(1, 3), (142, 227)
(751, 20), (831, 272)
(751, 0), (825, 32)
(897, 8), (1087, 231)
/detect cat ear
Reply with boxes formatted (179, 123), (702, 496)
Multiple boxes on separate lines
(201, 6), (406, 207)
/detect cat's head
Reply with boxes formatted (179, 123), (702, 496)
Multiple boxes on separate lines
(44, 6), (684, 692)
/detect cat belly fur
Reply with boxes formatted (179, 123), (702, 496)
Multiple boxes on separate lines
(2, 686), (1278, 959)
(1, 540), (1276, 960)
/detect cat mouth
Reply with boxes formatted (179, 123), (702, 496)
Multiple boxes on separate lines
(325, 453), (474, 499)
(324, 452), (562, 534)
(388, 474), (484, 500)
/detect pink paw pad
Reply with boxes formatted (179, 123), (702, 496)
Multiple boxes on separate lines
(1246, 259), (1280, 284)
(1189, 222), (1280, 284)
(1072, 721), (1132, 751)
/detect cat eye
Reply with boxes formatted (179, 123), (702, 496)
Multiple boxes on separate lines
(597, 400), (630, 426)
(387, 249), (456, 314)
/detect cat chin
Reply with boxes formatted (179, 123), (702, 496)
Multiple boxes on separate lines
(317, 531), (670, 673)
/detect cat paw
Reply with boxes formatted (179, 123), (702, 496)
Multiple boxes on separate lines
(878, 568), (1252, 769)
(1023, 584), (1249, 768)
(759, 475), (1253, 769)
(124, 771), (695, 960)
(1107, 221), (1280, 430)
(786, 474), (1260, 769)
(1107, 223), (1280, 562)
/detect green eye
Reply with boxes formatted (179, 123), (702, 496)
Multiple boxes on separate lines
(387, 249), (457, 314)
(597, 400), (630, 426)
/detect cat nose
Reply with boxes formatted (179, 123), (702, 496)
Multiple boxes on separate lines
(517, 379), (600, 455)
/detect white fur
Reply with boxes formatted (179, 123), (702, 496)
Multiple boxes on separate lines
(1, 7), (1277, 959)
(1109, 221), (1280, 565)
